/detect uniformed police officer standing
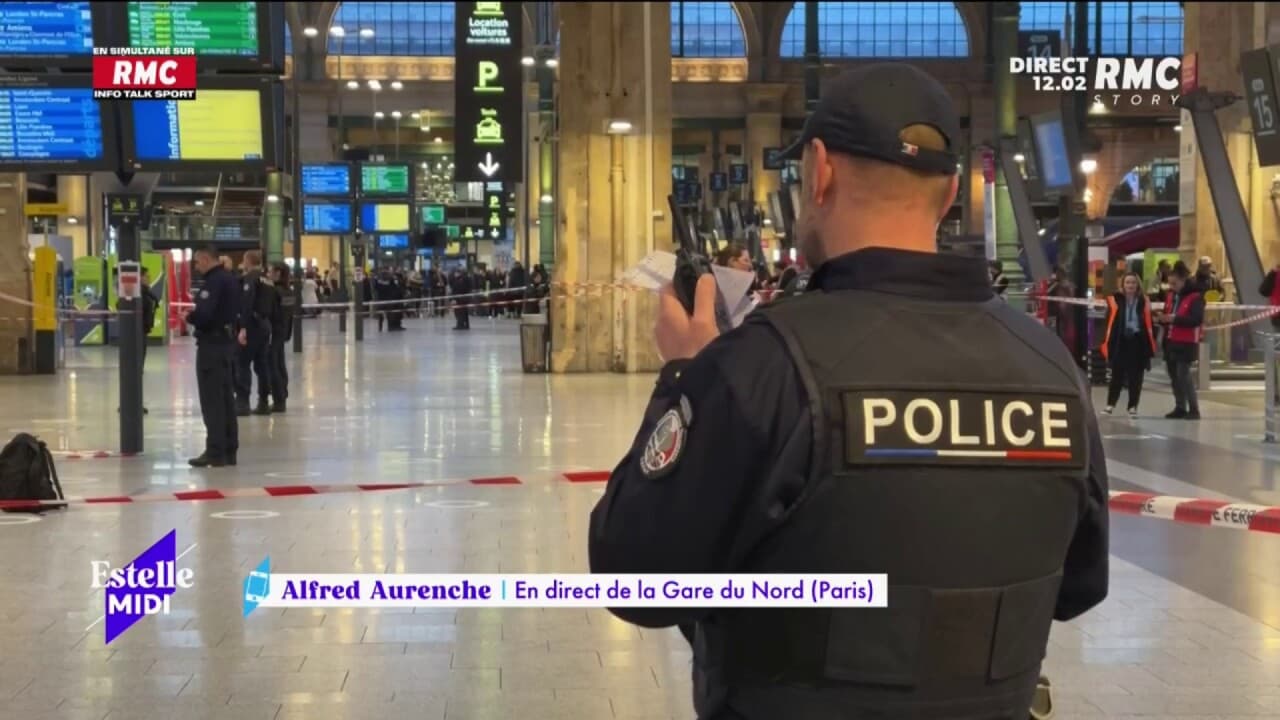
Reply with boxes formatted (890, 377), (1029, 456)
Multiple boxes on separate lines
(235, 250), (276, 416)
(589, 64), (1109, 720)
(186, 245), (240, 468)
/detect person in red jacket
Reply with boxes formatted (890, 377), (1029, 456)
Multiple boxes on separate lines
(1157, 262), (1205, 420)
(1101, 272), (1156, 416)
(1261, 263), (1280, 329)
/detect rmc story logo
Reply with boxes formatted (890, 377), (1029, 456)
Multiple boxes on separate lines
(89, 530), (194, 643)
(1010, 55), (1182, 109)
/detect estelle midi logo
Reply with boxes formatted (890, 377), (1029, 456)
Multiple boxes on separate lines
(89, 530), (195, 644)
(1010, 55), (1182, 109)
(91, 47), (197, 100)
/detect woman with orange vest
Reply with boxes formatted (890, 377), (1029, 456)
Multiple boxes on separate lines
(1101, 272), (1157, 416)
(1157, 262), (1206, 420)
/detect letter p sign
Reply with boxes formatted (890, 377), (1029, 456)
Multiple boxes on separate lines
(476, 61), (501, 93)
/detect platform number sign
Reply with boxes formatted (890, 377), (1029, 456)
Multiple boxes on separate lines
(1017, 31), (1060, 59)
(454, 2), (525, 183)
(1240, 47), (1280, 167)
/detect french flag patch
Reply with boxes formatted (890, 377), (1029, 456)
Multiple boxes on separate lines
(901, 142), (919, 157)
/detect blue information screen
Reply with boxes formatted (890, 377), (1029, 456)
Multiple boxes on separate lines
(301, 202), (353, 234)
(0, 2), (94, 57)
(1032, 117), (1073, 191)
(378, 234), (409, 249)
(0, 86), (103, 164)
(300, 164), (351, 196)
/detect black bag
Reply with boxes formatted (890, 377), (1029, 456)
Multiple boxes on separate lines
(0, 433), (66, 513)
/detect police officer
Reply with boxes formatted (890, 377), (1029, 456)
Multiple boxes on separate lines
(186, 245), (239, 468)
(235, 250), (275, 416)
(588, 64), (1109, 720)
(267, 263), (294, 413)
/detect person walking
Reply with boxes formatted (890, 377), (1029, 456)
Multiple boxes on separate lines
(1101, 272), (1156, 416)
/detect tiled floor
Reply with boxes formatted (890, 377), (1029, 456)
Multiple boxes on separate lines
(2, 313), (1279, 720)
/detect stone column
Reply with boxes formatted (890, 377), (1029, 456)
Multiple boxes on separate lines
(1181, 2), (1280, 271)
(0, 173), (31, 373)
(745, 84), (787, 208)
(55, 175), (90, 258)
(554, 1), (672, 373)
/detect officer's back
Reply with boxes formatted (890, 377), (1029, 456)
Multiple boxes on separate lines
(588, 64), (1108, 720)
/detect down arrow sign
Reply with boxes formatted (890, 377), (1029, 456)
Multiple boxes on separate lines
(478, 152), (500, 177)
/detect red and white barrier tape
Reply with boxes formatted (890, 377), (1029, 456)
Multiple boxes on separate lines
(47, 450), (139, 460)
(0, 474), (524, 510)
(1109, 490), (1280, 535)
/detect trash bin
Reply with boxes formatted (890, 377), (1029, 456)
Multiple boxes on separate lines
(520, 313), (549, 373)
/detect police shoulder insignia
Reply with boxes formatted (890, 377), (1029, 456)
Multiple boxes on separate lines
(199, 290), (210, 299)
(640, 406), (688, 479)
(244, 283), (251, 292)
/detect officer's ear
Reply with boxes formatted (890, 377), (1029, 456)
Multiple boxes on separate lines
(805, 139), (835, 208)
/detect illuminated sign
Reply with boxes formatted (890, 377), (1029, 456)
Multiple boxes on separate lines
(483, 186), (508, 241)
(729, 163), (748, 185)
(421, 204), (446, 224)
(454, 1), (523, 183)
(709, 172), (727, 193)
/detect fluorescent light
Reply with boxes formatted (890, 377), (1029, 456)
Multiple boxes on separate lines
(420, 126), (431, 133)
(374, 111), (385, 119)
(521, 56), (535, 66)
(390, 110), (402, 119)
(434, 136), (443, 143)
(266, 194), (280, 203)
(1079, 158), (1098, 175)
(540, 194), (553, 204)
(194, 200), (205, 206)
(390, 80), (403, 90)
(607, 119), (633, 134)
(329, 26), (345, 38)
(544, 58), (558, 68)
(346, 80), (359, 89)
(1013, 153), (1025, 163)
(303, 26), (318, 38)
(359, 28), (374, 38)
(1089, 100), (1107, 115)
(421, 162), (428, 168)
(66, 217), (78, 224)
(410, 112), (420, 119)
(367, 79), (381, 90)
(1173, 124), (1182, 132)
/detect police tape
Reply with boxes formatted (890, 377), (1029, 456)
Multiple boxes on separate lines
(1109, 490), (1280, 535)
(0, 474), (524, 510)
(48, 449), (139, 460)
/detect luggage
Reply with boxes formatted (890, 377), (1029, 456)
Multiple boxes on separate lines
(0, 433), (66, 512)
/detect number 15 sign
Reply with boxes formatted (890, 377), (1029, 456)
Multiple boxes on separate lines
(1240, 47), (1280, 167)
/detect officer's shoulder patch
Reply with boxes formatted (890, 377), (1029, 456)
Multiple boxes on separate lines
(640, 406), (688, 479)
(200, 290), (210, 299)
(244, 282), (251, 291)
(841, 387), (1087, 469)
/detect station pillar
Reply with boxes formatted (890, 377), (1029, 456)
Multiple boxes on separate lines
(745, 84), (787, 209)
(552, 2), (673, 373)
(1180, 2), (1280, 271)
(0, 173), (30, 374)
(991, 1), (1023, 285)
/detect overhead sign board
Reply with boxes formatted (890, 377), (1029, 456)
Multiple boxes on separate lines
(763, 147), (785, 170)
(1240, 47), (1280, 167)
(709, 172), (728, 193)
(454, 2), (524, 183)
(1017, 30), (1060, 59)
(729, 163), (748, 185)
(106, 193), (145, 227)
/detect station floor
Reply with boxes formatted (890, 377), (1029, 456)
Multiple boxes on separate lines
(1, 313), (1279, 720)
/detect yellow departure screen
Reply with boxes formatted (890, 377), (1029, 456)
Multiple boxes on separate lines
(134, 90), (265, 162)
(176, 91), (263, 159)
(360, 202), (410, 233)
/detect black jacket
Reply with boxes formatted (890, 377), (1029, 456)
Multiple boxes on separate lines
(590, 248), (1109, 720)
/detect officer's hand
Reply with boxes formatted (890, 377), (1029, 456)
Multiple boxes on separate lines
(656, 274), (719, 361)
(237, 328), (247, 346)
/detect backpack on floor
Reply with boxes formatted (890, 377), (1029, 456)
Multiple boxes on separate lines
(0, 433), (65, 513)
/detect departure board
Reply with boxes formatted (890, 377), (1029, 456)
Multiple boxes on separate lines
(360, 163), (411, 196)
(301, 163), (351, 196)
(301, 202), (353, 234)
(131, 89), (264, 162)
(359, 202), (411, 233)
(378, 234), (410, 249)
(0, 86), (106, 167)
(0, 2), (95, 58)
(127, 1), (258, 56)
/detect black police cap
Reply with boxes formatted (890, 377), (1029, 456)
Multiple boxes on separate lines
(779, 63), (960, 176)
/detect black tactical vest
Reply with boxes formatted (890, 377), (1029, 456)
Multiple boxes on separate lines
(690, 288), (1092, 720)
